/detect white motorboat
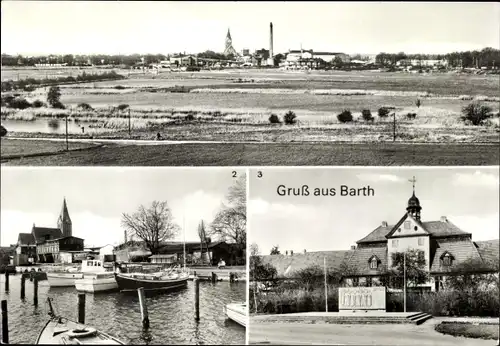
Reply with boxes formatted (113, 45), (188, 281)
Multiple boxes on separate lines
(224, 302), (247, 327)
(75, 259), (118, 293)
(47, 271), (84, 287)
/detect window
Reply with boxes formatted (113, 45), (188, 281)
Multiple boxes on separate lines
(414, 226), (418, 231)
(392, 239), (399, 247)
(418, 238), (424, 246)
(442, 253), (452, 266)
(366, 277), (372, 287)
(404, 221), (411, 229)
(370, 257), (378, 269)
(352, 277), (359, 287)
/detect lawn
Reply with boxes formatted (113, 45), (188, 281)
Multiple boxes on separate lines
(435, 322), (499, 340)
(2, 141), (498, 166)
(0, 138), (99, 159)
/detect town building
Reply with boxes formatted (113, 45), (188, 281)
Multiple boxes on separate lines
(13, 198), (86, 265)
(284, 49), (350, 69)
(260, 180), (498, 292)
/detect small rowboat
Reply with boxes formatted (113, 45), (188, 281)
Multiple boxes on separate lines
(224, 302), (247, 327)
(36, 298), (126, 344)
(114, 271), (189, 292)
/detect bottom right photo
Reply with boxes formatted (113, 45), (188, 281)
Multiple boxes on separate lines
(248, 167), (499, 346)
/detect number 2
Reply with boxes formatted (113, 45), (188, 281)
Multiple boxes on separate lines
(232, 171), (237, 177)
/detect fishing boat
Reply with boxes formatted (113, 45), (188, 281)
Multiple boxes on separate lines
(75, 259), (118, 293)
(114, 269), (189, 292)
(36, 298), (126, 344)
(224, 302), (247, 327)
(46, 271), (83, 287)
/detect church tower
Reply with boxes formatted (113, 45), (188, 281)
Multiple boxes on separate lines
(57, 197), (72, 237)
(223, 28), (238, 57)
(406, 176), (422, 221)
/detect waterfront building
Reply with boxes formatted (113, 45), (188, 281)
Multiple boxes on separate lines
(260, 183), (498, 291)
(13, 198), (86, 264)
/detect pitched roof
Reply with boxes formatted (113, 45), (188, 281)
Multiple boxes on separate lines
(345, 246), (388, 276)
(59, 198), (71, 224)
(32, 227), (62, 244)
(18, 233), (35, 245)
(474, 239), (499, 266)
(357, 218), (470, 244)
(430, 238), (482, 273)
(260, 250), (352, 278)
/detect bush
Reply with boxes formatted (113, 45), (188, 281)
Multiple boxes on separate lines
(77, 103), (93, 111)
(9, 97), (32, 109)
(116, 104), (129, 111)
(185, 113), (195, 121)
(52, 101), (66, 109)
(406, 113), (417, 120)
(23, 85), (36, 92)
(0, 125), (7, 137)
(461, 103), (493, 126)
(361, 109), (374, 121)
(1, 95), (15, 107)
(32, 100), (46, 108)
(114, 85), (126, 90)
(337, 109), (353, 123)
(378, 107), (391, 118)
(47, 85), (62, 107)
(416, 99), (421, 108)
(283, 111), (297, 125)
(269, 114), (281, 124)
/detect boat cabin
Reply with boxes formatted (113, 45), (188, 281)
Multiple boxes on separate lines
(81, 259), (110, 273)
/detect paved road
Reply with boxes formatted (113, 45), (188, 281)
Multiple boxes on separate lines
(249, 320), (495, 345)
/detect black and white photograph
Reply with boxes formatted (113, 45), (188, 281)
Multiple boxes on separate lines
(248, 167), (499, 345)
(1, 2), (499, 166)
(0, 167), (247, 344)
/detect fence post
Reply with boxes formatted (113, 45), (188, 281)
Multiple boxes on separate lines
(20, 274), (26, 299)
(137, 288), (149, 329)
(78, 293), (85, 324)
(128, 108), (131, 137)
(194, 278), (200, 321)
(1, 300), (8, 344)
(33, 277), (38, 305)
(4, 272), (9, 292)
(393, 113), (396, 142)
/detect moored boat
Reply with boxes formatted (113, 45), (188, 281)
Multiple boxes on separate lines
(114, 270), (189, 292)
(224, 303), (247, 327)
(36, 298), (126, 344)
(47, 272), (84, 287)
(75, 259), (118, 293)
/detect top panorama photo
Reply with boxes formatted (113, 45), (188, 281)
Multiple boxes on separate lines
(1, 2), (499, 166)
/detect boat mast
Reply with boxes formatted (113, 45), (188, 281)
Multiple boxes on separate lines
(183, 212), (186, 272)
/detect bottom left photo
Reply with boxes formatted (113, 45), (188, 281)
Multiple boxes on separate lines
(0, 167), (247, 345)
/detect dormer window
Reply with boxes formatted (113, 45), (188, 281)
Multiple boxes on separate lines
(441, 252), (454, 266)
(414, 226), (418, 231)
(369, 255), (379, 270)
(404, 221), (411, 229)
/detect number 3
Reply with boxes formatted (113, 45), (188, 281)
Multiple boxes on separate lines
(257, 171), (263, 178)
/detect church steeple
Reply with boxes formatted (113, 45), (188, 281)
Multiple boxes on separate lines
(406, 176), (421, 221)
(223, 28), (237, 57)
(57, 197), (72, 237)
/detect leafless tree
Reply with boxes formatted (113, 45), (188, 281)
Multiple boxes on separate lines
(209, 175), (246, 247)
(121, 200), (179, 255)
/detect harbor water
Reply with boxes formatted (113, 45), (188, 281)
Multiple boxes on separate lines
(0, 274), (246, 344)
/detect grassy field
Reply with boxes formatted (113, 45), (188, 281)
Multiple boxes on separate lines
(1, 139), (498, 166)
(435, 322), (499, 340)
(0, 138), (98, 158)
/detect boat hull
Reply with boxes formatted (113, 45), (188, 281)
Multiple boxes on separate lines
(36, 316), (125, 344)
(46, 272), (83, 287)
(75, 274), (118, 293)
(225, 303), (247, 327)
(114, 273), (188, 292)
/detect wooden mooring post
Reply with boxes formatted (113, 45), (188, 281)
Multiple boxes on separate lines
(33, 277), (39, 305)
(137, 288), (149, 329)
(4, 272), (9, 292)
(20, 274), (26, 299)
(194, 278), (200, 322)
(78, 293), (86, 324)
(211, 272), (217, 283)
(1, 300), (8, 344)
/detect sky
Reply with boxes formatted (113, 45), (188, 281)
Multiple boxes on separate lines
(249, 167), (500, 255)
(1, 167), (246, 247)
(1, 2), (499, 56)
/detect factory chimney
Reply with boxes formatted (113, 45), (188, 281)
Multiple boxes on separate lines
(269, 22), (274, 59)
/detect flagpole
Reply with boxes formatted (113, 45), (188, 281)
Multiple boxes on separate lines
(403, 252), (407, 313)
(324, 257), (328, 312)
(183, 212), (186, 272)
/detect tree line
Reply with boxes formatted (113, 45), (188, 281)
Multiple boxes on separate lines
(375, 47), (500, 68)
